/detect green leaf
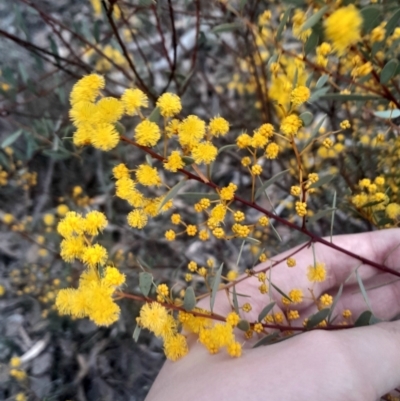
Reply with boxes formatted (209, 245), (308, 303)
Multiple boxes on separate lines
(148, 107), (160, 123)
(181, 156), (195, 166)
(328, 283), (343, 323)
(237, 319), (250, 332)
(276, 6), (293, 41)
(115, 121), (126, 136)
(145, 154), (153, 167)
(252, 332), (280, 348)
(304, 30), (319, 55)
(356, 269), (372, 310)
(385, 8), (400, 38)
(354, 310), (373, 327)
(377, 217), (393, 226)
(361, 5), (381, 33)
(244, 237), (261, 245)
(232, 286), (239, 314)
(380, 59), (399, 84)
(309, 174), (334, 189)
(183, 286), (196, 311)
(300, 115), (326, 152)
(308, 86), (329, 102)
(369, 314), (382, 325)
(210, 262), (223, 312)
(158, 178), (187, 211)
(218, 144), (237, 154)
(299, 111), (313, 126)
(360, 200), (384, 208)
(0, 152), (9, 168)
(93, 20), (101, 43)
(255, 169), (289, 200)
(267, 54), (278, 69)
(315, 75), (329, 89)
(132, 324), (141, 342)
(320, 93), (381, 101)
(373, 109), (400, 119)
(258, 302), (276, 322)
(306, 72), (314, 87)
(211, 22), (242, 34)
(301, 6), (328, 31)
(42, 149), (72, 161)
(139, 272), (153, 296)
(269, 220), (282, 242)
(270, 282), (292, 302)
(1, 130), (23, 149)
(306, 308), (330, 329)
(307, 207), (336, 224)
(178, 192), (219, 200)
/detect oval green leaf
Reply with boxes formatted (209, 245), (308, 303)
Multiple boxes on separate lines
(132, 324), (141, 342)
(305, 308), (330, 329)
(354, 310), (373, 327)
(373, 109), (400, 119)
(252, 332), (280, 348)
(308, 87), (329, 102)
(380, 59), (399, 84)
(304, 30), (319, 55)
(1, 130), (23, 149)
(210, 262), (223, 312)
(301, 6), (328, 31)
(158, 177), (187, 212)
(300, 111), (313, 126)
(211, 22), (242, 34)
(183, 286), (196, 311)
(237, 319), (250, 332)
(148, 106), (160, 123)
(385, 8), (400, 38)
(258, 302), (276, 322)
(315, 75), (329, 89)
(139, 272), (153, 296)
(276, 6), (293, 41)
(218, 144), (236, 154)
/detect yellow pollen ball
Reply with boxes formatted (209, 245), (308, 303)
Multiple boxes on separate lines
(134, 120), (161, 147)
(324, 5), (362, 55)
(280, 114), (302, 136)
(121, 88), (148, 115)
(209, 116), (229, 136)
(156, 93), (182, 118)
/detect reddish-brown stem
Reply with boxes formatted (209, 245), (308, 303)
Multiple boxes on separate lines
(120, 135), (400, 278)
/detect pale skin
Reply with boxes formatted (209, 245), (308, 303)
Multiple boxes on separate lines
(146, 229), (400, 401)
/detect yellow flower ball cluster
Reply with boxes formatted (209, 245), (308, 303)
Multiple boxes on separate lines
(324, 5), (362, 55)
(56, 210), (125, 326)
(351, 176), (390, 223)
(113, 163), (173, 230)
(70, 74), (123, 151)
(179, 310), (241, 357)
(137, 302), (188, 361)
(56, 266), (125, 326)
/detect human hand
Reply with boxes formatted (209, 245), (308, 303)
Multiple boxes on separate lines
(146, 229), (400, 401)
